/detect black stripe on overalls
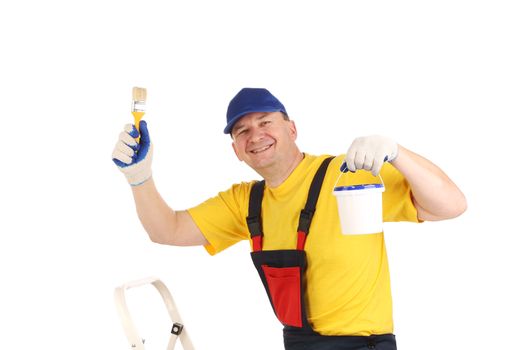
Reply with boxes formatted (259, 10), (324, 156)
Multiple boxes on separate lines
(247, 156), (334, 332)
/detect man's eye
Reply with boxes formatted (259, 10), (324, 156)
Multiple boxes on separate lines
(262, 120), (271, 126)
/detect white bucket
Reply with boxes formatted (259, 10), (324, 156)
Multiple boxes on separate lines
(332, 174), (385, 235)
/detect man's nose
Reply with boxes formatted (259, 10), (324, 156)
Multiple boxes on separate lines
(248, 127), (265, 142)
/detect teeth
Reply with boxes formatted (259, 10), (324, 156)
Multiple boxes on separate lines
(252, 145), (272, 154)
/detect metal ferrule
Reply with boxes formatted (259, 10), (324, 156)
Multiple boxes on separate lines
(132, 101), (146, 112)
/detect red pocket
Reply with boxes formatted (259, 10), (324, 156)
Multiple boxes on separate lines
(262, 265), (302, 327)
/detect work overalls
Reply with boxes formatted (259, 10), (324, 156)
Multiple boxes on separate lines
(246, 157), (397, 350)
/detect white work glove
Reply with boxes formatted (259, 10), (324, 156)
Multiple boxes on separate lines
(112, 120), (153, 186)
(342, 135), (398, 176)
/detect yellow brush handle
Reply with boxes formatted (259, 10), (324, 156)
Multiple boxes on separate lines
(132, 111), (145, 143)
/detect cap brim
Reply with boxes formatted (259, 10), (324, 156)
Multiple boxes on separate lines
(223, 108), (286, 134)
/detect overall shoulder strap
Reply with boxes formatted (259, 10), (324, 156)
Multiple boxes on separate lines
(297, 156), (335, 250)
(246, 156), (335, 252)
(246, 180), (265, 251)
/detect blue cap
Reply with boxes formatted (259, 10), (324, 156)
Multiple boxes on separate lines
(224, 88), (287, 134)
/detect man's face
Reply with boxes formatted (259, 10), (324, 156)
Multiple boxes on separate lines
(231, 111), (297, 172)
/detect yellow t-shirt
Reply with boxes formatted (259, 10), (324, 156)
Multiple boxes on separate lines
(188, 154), (420, 336)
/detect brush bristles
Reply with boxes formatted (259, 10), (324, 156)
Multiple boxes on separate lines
(132, 87), (147, 102)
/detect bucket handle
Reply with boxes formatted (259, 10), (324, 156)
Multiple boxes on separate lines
(334, 161), (385, 192)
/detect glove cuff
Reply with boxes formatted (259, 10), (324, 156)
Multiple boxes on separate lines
(387, 143), (399, 162)
(119, 147), (153, 186)
(124, 166), (152, 186)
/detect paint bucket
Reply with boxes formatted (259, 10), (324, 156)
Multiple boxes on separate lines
(332, 169), (385, 235)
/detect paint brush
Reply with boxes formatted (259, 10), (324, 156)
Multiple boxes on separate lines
(131, 87), (147, 142)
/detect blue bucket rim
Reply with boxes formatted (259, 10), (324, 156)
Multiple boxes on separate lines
(333, 184), (384, 191)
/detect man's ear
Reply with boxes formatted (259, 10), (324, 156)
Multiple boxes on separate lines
(289, 120), (298, 140)
(232, 142), (242, 161)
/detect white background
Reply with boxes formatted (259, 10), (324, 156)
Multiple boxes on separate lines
(1, 1), (524, 349)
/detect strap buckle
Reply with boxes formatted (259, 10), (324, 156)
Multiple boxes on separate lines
(246, 215), (262, 236)
(298, 209), (315, 234)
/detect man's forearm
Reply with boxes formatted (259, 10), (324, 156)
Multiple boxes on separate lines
(391, 145), (467, 221)
(131, 178), (178, 243)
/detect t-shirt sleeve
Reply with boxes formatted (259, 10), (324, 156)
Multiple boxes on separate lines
(187, 182), (252, 255)
(381, 163), (422, 223)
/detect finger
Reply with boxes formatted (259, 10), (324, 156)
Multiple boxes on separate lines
(119, 131), (138, 150)
(136, 140), (151, 161)
(139, 120), (150, 144)
(371, 153), (386, 176)
(362, 153), (374, 171)
(353, 149), (366, 170)
(346, 150), (357, 173)
(124, 123), (140, 139)
(112, 146), (133, 165)
(116, 139), (135, 158)
(113, 157), (129, 167)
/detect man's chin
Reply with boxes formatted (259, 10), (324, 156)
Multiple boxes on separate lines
(247, 158), (274, 172)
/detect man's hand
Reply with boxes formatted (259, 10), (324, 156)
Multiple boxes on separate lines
(342, 135), (398, 176)
(112, 120), (153, 186)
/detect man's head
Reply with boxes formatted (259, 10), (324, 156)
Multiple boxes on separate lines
(225, 88), (302, 184)
(224, 88), (288, 134)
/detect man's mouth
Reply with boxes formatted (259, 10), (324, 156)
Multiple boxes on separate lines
(250, 144), (273, 154)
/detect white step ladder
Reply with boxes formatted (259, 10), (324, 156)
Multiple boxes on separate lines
(114, 277), (195, 350)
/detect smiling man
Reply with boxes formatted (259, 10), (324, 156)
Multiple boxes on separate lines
(112, 87), (467, 350)
(231, 111), (302, 187)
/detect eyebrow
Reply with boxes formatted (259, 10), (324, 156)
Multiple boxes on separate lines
(232, 122), (245, 134)
(232, 113), (271, 133)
